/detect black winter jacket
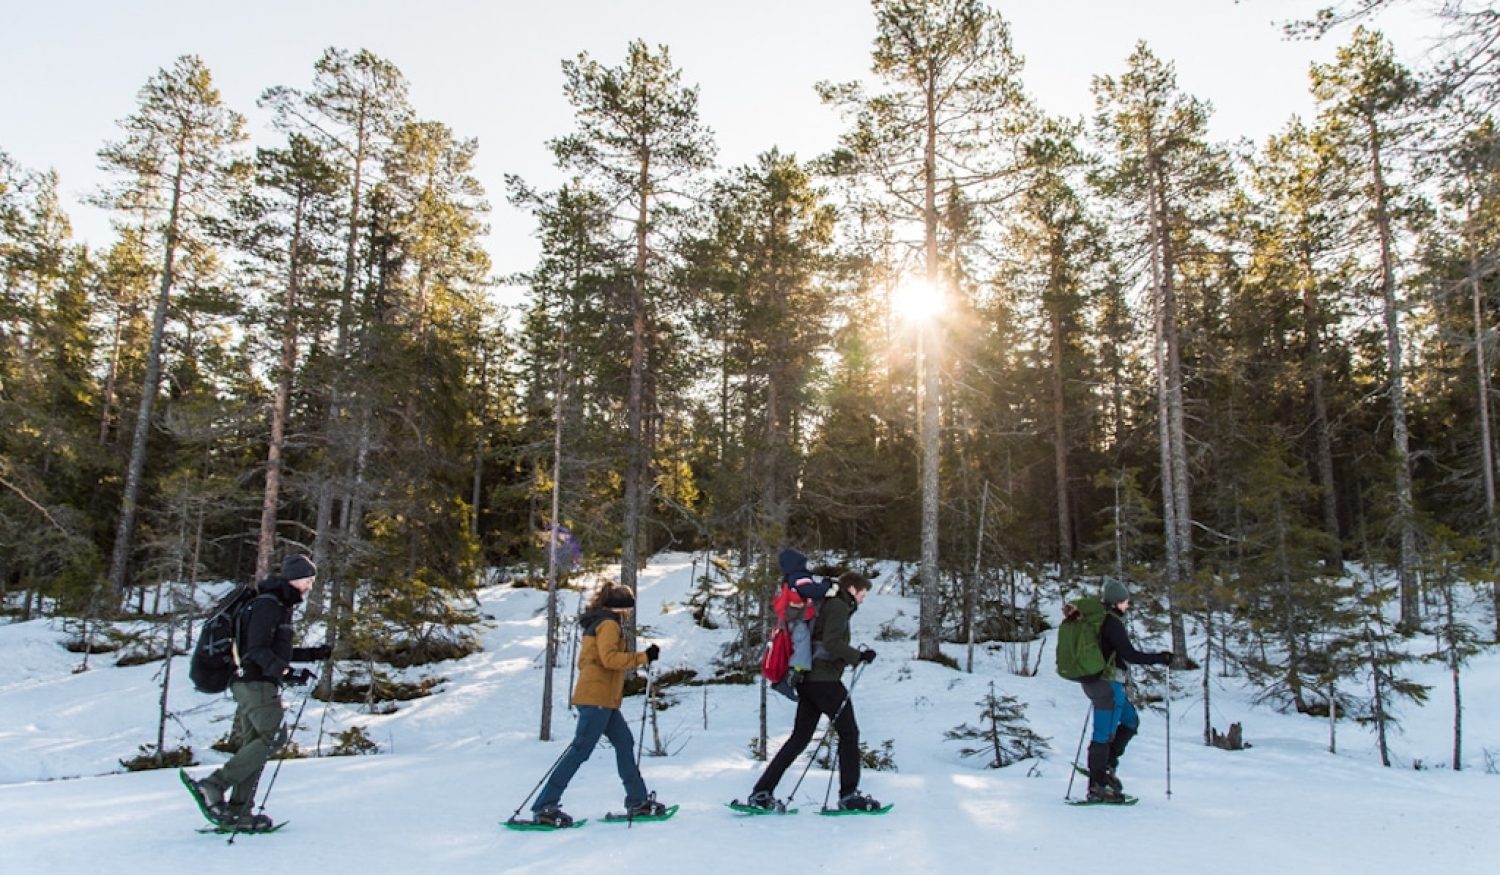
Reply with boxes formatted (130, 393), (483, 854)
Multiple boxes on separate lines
(236, 577), (321, 685)
(1098, 608), (1170, 679)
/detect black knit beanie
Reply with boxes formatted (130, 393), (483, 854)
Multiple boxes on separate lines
(282, 554), (317, 580)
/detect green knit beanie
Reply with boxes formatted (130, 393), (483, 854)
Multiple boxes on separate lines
(1101, 579), (1130, 605)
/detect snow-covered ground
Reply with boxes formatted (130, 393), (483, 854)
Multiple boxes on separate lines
(1, 553), (1494, 874)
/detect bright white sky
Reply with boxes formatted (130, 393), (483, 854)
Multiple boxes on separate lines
(2, 0), (1436, 290)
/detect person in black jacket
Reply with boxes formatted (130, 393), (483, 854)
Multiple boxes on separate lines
(185, 555), (329, 829)
(743, 572), (881, 813)
(1082, 579), (1172, 803)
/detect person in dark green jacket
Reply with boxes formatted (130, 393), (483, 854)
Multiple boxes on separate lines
(744, 572), (881, 812)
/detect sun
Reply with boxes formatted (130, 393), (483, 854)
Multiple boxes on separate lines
(889, 277), (946, 323)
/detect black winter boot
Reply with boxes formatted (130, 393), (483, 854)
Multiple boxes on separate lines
(1085, 741), (1117, 799)
(1105, 725), (1135, 792)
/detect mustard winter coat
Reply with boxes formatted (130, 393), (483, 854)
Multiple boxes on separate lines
(572, 610), (648, 709)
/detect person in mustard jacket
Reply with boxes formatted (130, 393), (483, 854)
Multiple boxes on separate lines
(531, 581), (665, 827)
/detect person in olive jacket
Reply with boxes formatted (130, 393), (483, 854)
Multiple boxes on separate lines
(185, 555), (330, 829)
(530, 582), (666, 827)
(1082, 579), (1173, 803)
(745, 571), (881, 812)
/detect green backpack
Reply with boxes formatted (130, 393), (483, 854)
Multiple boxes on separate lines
(1055, 596), (1115, 681)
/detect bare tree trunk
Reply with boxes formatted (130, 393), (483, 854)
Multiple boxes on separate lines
(107, 158), (185, 598)
(1301, 249), (1344, 572)
(1367, 117), (1418, 629)
(1465, 232), (1500, 640)
(620, 153), (651, 599)
(1201, 608), (1213, 746)
(967, 481), (988, 673)
(98, 296), (128, 446)
(471, 349), (488, 540)
(916, 89), (942, 662)
(1049, 290), (1073, 580)
(541, 329), (568, 742)
(256, 200), (306, 579)
(1159, 185), (1192, 658)
(1148, 169), (1182, 598)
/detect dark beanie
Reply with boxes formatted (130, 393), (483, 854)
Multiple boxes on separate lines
(282, 554), (317, 580)
(1102, 579), (1130, 605)
(602, 586), (636, 609)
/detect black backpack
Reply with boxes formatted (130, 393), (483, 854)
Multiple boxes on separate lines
(188, 585), (262, 693)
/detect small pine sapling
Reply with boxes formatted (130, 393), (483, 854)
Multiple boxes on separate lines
(944, 681), (1050, 768)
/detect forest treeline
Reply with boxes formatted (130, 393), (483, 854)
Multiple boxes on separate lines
(2, 1), (1497, 752)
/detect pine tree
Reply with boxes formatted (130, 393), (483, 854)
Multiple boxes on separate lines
(262, 47), (412, 624)
(1093, 42), (1233, 659)
(819, 0), (1029, 661)
(944, 680), (1050, 768)
(229, 134), (343, 580)
(548, 40), (714, 597)
(94, 54), (248, 600)
(1310, 27), (1424, 628)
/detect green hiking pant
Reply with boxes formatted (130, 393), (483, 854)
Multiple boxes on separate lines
(217, 680), (283, 808)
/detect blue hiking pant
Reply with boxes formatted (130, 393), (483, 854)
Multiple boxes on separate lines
(534, 705), (647, 812)
(1082, 679), (1139, 744)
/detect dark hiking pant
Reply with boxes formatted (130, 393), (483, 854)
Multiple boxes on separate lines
(754, 680), (860, 798)
(534, 705), (647, 812)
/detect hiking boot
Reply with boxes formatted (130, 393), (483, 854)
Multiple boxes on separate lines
(1086, 782), (1128, 804)
(532, 805), (573, 828)
(837, 790), (882, 811)
(744, 789), (780, 811)
(187, 773), (233, 821)
(1102, 767), (1123, 793)
(225, 810), (276, 832)
(626, 791), (668, 817)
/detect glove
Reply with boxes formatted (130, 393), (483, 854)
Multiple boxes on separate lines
(859, 648), (877, 664)
(1158, 651), (1175, 666)
(285, 667), (316, 686)
(645, 643), (661, 663)
(305, 644), (332, 661)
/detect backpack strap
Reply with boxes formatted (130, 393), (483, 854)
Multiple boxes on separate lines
(233, 591), (281, 676)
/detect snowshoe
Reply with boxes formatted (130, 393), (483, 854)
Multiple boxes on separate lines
(820, 791), (892, 815)
(1072, 783), (1137, 806)
(729, 790), (795, 815)
(505, 806), (586, 831)
(196, 819), (287, 835)
(603, 802), (679, 823)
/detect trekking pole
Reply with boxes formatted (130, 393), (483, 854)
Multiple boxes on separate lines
(1164, 663), (1173, 800)
(786, 661), (867, 808)
(227, 683), (313, 845)
(1065, 703), (1090, 801)
(627, 665), (655, 828)
(506, 746), (573, 824)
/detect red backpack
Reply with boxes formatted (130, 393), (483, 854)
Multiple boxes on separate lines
(761, 625), (794, 684)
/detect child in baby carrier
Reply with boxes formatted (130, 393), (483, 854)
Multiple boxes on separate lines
(772, 549), (834, 701)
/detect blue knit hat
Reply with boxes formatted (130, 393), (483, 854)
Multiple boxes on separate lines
(1101, 579), (1130, 605)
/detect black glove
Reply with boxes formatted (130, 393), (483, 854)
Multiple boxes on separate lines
(285, 667), (316, 686)
(1158, 651), (1175, 666)
(645, 643), (661, 663)
(859, 648), (877, 664)
(304, 644), (332, 661)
